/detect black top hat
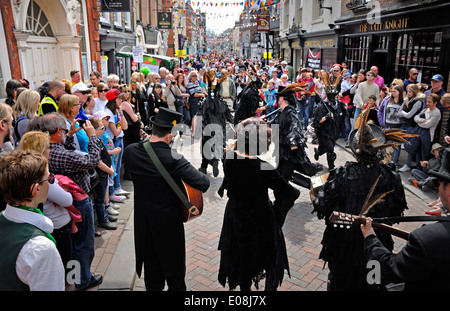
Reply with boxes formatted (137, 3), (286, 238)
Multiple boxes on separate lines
(149, 107), (183, 128)
(429, 147), (450, 183)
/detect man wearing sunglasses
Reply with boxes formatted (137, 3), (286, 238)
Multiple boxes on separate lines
(73, 83), (91, 122)
(0, 149), (65, 290)
(403, 68), (419, 92)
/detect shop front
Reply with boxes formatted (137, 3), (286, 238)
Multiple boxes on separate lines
(100, 28), (135, 84)
(302, 33), (338, 72)
(336, 1), (450, 88)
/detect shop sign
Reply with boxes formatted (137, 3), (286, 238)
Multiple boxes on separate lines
(157, 12), (172, 29)
(100, 0), (130, 12)
(304, 38), (335, 48)
(359, 17), (409, 32)
(306, 48), (322, 70)
(257, 14), (270, 32)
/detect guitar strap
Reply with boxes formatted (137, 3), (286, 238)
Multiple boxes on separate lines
(142, 139), (194, 212)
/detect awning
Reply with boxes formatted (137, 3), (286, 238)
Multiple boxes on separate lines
(115, 52), (179, 64)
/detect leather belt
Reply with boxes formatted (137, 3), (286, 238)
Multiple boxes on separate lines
(223, 97), (231, 99)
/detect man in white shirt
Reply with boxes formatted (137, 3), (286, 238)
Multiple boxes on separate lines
(0, 149), (65, 291)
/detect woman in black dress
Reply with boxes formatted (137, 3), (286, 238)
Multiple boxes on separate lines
(148, 82), (168, 119)
(218, 117), (300, 291)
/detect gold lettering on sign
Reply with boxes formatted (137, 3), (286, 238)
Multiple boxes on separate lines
(359, 17), (409, 32)
(304, 38), (335, 48)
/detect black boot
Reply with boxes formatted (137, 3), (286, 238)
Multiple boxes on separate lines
(326, 152), (336, 170)
(314, 148), (319, 161)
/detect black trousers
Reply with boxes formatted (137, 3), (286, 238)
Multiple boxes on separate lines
(277, 158), (297, 183)
(143, 228), (187, 291)
(53, 222), (73, 276)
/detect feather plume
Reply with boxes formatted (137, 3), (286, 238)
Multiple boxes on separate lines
(278, 83), (308, 95)
(334, 71), (342, 88)
(217, 71), (232, 85)
(359, 174), (394, 216)
(203, 69), (216, 86)
(360, 191), (394, 216)
(248, 63), (258, 75)
(360, 175), (381, 215)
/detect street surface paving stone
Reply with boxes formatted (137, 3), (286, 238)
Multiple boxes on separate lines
(86, 134), (439, 292)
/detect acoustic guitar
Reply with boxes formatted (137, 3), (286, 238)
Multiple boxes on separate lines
(179, 180), (204, 222)
(329, 211), (410, 240)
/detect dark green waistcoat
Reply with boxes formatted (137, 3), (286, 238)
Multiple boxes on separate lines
(0, 213), (46, 290)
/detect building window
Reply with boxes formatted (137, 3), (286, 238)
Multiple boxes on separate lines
(114, 12), (122, 28)
(100, 12), (110, 24)
(296, 0), (303, 25)
(26, 0), (54, 37)
(394, 32), (441, 84)
(313, 0), (324, 21)
(124, 12), (131, 30)
(344, 36), (370, 73)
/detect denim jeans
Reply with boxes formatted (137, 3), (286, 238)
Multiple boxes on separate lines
(177, 105), (191, 126)
(72, 197), (95, 290)
(297, 95), (310, 128)
(92, 175), (108, 225)
(344, 107), (354, 139)
(113, 136), (123, 192)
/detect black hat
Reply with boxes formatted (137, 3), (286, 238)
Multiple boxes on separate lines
(348, 124), (386, 163)
(348, 108), (419, 164)
(149, 107), (183, 128)
(429, 147), (450, 183)
(275, 83), (307, 97)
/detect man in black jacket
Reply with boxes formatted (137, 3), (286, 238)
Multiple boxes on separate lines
(123, 108), (210, 291)
(361, 147), (450, 291)
(312, 85), (347, 170)
(271, 84), (312, 185)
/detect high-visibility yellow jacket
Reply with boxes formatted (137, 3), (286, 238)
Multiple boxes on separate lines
(38, 96), (58, 116)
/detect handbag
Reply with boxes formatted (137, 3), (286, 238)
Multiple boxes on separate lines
(142, 139), (203, 222)
(169, 86), (184, 109)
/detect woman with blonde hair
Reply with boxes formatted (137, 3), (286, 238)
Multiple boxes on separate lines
(18, 130), (74, 273)
(398, 83), (426, 172)
(58, 94), (89, 152)
(12, 89), (41, 143)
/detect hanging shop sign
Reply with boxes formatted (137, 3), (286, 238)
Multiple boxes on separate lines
(157, 12), (172, 29)
(100, 0), (131, 12)
(257, 14), (270, 32)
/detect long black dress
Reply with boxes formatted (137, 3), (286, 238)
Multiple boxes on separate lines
(218, 152), (300, 290)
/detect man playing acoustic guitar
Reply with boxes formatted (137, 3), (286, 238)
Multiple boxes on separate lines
(124, 107), (210, 291)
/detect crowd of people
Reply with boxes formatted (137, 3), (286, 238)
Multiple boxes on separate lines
(1, 51), (450, 292)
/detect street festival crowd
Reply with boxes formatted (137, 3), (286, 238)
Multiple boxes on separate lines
(1, 52), (450, 292)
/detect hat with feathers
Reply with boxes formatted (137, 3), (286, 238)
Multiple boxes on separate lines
(349, 108), (419, 163)
(276, 83), (307, 97)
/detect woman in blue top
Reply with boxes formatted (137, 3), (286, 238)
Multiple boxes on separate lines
(58, 94), (89, 153)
